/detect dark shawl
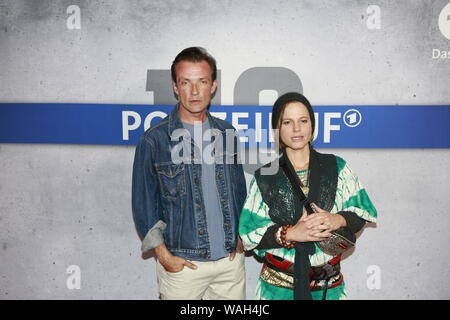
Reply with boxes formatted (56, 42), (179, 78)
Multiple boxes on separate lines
(254, 146), (338, 300)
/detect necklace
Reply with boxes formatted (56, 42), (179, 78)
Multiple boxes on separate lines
(288, 148), (312, 195)
(297, 169), (310, 195)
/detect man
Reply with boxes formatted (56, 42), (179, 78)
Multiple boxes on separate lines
(132, 47), (247, 300)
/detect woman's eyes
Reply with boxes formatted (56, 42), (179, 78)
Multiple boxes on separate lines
(282, 119), (308, 125)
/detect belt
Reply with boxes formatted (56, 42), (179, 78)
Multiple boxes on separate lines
(264, 252), (341, 278)
(265, 252), (295, 275)
(262, 253), (343, 298)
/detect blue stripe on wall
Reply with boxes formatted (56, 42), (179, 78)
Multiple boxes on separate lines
(1, 103), (449, 148)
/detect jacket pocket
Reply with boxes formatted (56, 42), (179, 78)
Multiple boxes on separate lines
(155, 163), (187, 199)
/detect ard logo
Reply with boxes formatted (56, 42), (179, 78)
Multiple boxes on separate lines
(439, 3), (450, 40)
(343, 109), (362, 128)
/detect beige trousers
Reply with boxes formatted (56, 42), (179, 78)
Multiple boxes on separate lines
(156, 253), (246, 300)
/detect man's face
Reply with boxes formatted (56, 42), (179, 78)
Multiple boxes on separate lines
(172, 60), (217, 122)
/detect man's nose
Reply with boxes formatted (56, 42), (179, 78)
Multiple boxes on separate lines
(191, 83), (199, 95)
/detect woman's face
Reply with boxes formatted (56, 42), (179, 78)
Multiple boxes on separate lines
(278, 101), (313, 151)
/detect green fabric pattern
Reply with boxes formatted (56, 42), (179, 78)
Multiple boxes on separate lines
(239, 156), (377, 300)
(256, 278), (347, 300)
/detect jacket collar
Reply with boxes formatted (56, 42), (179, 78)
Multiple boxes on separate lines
(167, 104), (226, 136)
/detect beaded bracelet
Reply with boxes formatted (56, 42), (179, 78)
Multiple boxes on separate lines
(280, 224), (295, 249)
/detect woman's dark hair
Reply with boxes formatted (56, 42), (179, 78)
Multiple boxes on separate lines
(171, 47), (217, 83)
(271, 92), (315, 134)
(271, 92), (315, 149)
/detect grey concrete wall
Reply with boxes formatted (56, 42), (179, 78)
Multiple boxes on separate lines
(1, 0), (450, 299)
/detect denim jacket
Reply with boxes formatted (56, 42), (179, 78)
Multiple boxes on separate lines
(132, 105), (247, 260)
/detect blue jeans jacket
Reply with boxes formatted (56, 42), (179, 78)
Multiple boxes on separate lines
(132, 106), (247, 260)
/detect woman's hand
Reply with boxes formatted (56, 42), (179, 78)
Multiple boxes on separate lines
(285, 209), (332, 242)
(285, 203), (346, 243)
(303, 203), (347, 232)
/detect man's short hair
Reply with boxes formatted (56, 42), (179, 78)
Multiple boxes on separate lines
(171, 47), (217, 83)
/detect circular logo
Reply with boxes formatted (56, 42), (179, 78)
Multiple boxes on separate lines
(343, 109), (362, 128)
(439, 3), (450, 40)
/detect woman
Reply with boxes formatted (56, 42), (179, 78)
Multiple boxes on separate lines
(239, 92), (377, 300)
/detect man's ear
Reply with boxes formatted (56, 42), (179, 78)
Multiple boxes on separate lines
(210, 79), (218, 95)
(172, 81), (179, 96)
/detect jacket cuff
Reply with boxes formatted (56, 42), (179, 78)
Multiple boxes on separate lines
(141, 220), (167, 252)
(337, 211), (366, 234)
(255, 224), (283, 250)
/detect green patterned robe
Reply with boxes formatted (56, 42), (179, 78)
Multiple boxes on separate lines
(239, 156), (377, 300)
